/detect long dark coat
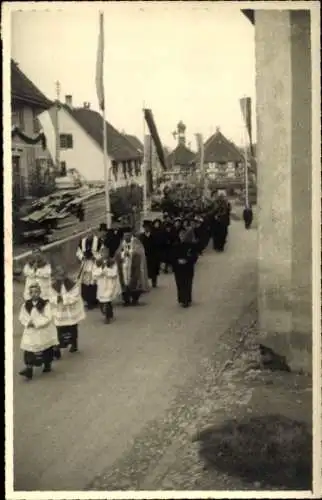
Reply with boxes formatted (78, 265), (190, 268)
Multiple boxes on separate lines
(139, 232), (160, 280)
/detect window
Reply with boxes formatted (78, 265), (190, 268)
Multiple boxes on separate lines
(32, 109), (40, 133)
(18, 109), (25, 130)
(12, 109), (24, 129)
(60, 134), (73, 149)
(12, 110), (19, 128)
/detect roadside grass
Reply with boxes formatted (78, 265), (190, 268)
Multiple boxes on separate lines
(195, 412), (312, 490)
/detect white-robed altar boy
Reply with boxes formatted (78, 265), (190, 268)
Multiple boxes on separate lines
(23, 247), (52, 301)
(92, 247), (121, 323)
(49, 265), (86, 357)
(19, 282), (58, 380)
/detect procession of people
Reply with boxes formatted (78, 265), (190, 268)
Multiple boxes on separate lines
(18, 187), (234, 381)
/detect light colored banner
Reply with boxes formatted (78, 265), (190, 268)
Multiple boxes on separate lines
(38, 109), (57, 163)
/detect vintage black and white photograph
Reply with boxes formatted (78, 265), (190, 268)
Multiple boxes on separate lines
(4, 0), (321, 497)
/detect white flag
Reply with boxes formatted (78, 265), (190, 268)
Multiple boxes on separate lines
(96, 12), (105, 111)
(38, 110), (57, 162)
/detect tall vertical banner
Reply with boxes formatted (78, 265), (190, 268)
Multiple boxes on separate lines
(143, 135), (153, 197)
(38, 110), (58, 165)
(239, 96), (254, 157)
(96, 12), (105, 111)
(239, 97), (252, 207)
(195, 133), (204, 170)
(150, 140), (159, 194)
(96, 12), (111, 227)
(195, 133), (206, 195)
(143, 109), (166, 170)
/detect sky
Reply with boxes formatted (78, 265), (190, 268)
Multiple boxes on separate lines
(10, 2), (256, 151)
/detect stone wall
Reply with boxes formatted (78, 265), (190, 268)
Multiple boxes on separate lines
(255, 10), (312, 372)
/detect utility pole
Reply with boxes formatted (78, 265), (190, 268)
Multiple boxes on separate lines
(55, 81), (61, 171)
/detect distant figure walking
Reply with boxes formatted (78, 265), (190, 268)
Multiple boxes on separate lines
(243, 204), (253, 230)
(211, 199), (229, 252)
(171, 227), (199, 308)
(76, 203), (85, 222)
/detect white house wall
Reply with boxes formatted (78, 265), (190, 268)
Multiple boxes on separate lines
(40, 106), (144, 189)
(205, 161), (239, 179)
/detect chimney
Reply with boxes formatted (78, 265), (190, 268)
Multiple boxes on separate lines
(65, 95), (73, 107)
(83, 102), (91, 109)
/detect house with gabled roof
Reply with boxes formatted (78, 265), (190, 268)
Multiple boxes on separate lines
(39, 95), (144, 189)
(194, 127), (251, 190)
(123, 134), (144, 155)
(11, 59), (54, 206)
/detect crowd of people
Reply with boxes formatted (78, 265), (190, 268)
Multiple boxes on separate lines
(18, 189), (249, 381)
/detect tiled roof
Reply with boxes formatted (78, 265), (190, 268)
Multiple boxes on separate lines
(11, 59), (52, 109)
(195, 130), (244, 164)
(64, 105), (143, 162)
(167, 143), (196, 167)
(124, 134), (144, 154)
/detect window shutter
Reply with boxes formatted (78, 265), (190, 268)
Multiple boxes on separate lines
(67, 134), (73, 148)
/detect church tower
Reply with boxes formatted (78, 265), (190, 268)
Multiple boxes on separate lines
(176, 121), (186, 146)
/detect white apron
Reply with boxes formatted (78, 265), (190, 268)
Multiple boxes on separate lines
(23, 263), (52, 300)
(76, 236), (101, 286)
(92, 263), (121, 302)
(19, 301), (58, 353)
(49, 283), (86, 327)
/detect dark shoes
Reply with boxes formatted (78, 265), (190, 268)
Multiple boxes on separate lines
(54, 348), (62, 360)
(19, 367), (33, 380)
(19, 364), (52, 378)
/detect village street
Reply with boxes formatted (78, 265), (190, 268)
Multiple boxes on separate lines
(13, 219), (257, 491)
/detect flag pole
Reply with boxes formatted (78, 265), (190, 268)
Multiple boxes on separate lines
(243, 97), (249, 208)
(200, 135), (205, 202)
(96, 12), (111, 228)
(102, 106), (111, 228)
(142, 103), (148, 219)
(55, 81), (61, 171)
(196, 133), (205, 201)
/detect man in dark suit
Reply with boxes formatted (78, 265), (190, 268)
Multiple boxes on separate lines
(139, 220), (160, 288)
(171, 227), (199, 308)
